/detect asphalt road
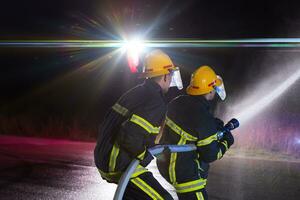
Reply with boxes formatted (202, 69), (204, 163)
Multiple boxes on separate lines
(0, 135), (299, 200)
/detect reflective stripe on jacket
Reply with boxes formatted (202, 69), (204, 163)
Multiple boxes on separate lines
(157, 95), (229, 192)
(94, 79), (167, 180)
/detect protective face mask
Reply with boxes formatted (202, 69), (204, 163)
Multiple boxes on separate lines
(214, 75), (226, 100)
(170, 68), (183, 90)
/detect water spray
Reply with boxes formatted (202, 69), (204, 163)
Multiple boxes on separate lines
(232, 68), (300, 125)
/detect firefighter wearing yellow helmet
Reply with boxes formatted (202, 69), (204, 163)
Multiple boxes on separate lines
(141, 49), (183, 90)
(94, 49), (182, 200)
(157, 65), (234, 200)
(186, 65), (226, 100)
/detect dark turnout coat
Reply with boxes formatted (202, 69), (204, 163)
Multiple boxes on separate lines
(156, 95), (232, 193)
(94, 79), (167, 182)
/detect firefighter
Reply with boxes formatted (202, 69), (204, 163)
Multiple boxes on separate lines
(156, 65), (234, 200)
(94, 49), (183, 200)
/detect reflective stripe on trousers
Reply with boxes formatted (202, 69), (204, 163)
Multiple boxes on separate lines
(175, 179), (207, 193)
(131, 177), (164, 200)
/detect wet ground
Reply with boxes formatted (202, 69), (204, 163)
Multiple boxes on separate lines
(0, 135), (299, 200)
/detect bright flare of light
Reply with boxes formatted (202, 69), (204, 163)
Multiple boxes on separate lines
(122, 39), (145, 54)
(234, 68), (300, 126)
(121, 38), (145, 73)
(4, 38), (300, 48)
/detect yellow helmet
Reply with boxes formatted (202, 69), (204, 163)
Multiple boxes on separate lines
(186, 65), (226, 100)
(140, 49), (176, 78)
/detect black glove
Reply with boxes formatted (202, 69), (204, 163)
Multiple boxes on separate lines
(215, 118), (224, 131)
(222, 131), (234, 147)
(139, 151), (154, 167)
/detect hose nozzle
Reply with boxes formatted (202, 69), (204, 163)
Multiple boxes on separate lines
(217, 118), (240, 140)
(223, 118), (239, 132)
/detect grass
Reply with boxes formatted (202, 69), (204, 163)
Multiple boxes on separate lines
(0, 115), (97, 141)
(0, 114), (299, 158)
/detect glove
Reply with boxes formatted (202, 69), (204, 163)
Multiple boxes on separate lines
(139, 151), (154, 167)
(222, 131), (234, 147)
(215, 118), (224, 131)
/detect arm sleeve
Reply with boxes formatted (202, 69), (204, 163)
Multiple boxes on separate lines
(196, 110), (230, 163)
(197, 139), (229, 163)
(116, 101), (165, 161)
(117, 120), (147, 160)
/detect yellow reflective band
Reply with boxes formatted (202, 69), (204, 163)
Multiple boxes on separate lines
(194, 159), (203, 172)
(112, 103), (129, 116)
(194, 158), (205, 176)
(196, 192), (205, 200)
(131, 177), (164, 200)
(165, 117), (198, 141)
(169, 137), (186, 184)
(97, 169), (122, 182)
(169, 152), (177, 184)
(130, 114), (160, 134)
(175, 179), (207, 193)
(131, 165), (148, 178)
(137, 149), (146, 160)
(98, 165), (147, 182)
(109, 143), (120, 172)
(221, 140), (229, 151)
(217, 149), (223, 159)
(197, 133), (218, 147)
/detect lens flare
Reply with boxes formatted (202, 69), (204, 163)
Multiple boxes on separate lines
(2, 38), (300, 48)
(122, 39), (145, 53)
(232, 68), (300, 125)
(121, 38), (145, 73)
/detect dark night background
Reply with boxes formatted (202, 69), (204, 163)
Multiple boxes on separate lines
(0, 0), (299, 156)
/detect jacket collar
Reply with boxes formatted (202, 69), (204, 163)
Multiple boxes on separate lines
(144, 79), (163, 93)
(144, 79), (166, 100)
(193, 95), (211, 111)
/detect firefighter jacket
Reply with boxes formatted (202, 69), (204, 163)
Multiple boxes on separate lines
(156, 95), (232, 193)
(94, 79), (167, 182)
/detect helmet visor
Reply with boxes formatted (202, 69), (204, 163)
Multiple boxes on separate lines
(170, 68), (183, 90)
(214, 75), (226, 100)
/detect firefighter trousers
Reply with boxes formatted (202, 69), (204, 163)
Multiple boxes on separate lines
(177, 188), (208, 200)
(123, 172), (173, 200)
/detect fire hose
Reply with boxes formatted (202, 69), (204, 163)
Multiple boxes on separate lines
(113, 118), (239, 200)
